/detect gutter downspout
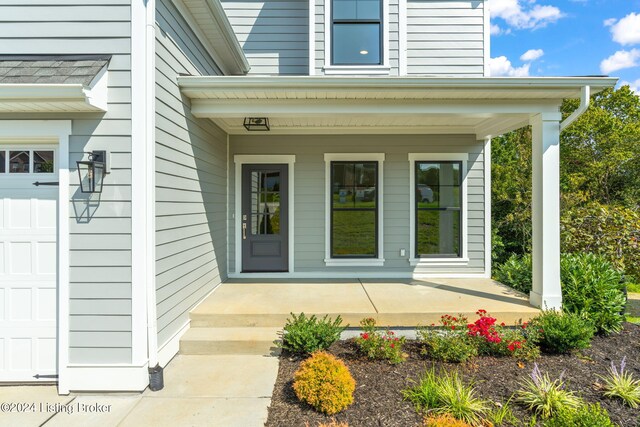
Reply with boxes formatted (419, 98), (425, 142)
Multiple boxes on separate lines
(560, 86), (590, 131)
(145, 0), (160, 386)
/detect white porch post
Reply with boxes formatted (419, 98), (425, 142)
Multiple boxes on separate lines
(530, 112), (563, 310)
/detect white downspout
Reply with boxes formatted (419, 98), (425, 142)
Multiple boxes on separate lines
(560, 86), (590, 131)
(145, 0), (159, 372)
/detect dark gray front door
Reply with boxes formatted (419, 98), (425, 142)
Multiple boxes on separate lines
(241, 164), (288, 272)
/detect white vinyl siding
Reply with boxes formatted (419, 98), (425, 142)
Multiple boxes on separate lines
(406, 0), (485, 76)
(155, 0), (228, 349)
(220, 0), (309, 75)
(229, 134), (486, 275)
(0, 0), (133, 364)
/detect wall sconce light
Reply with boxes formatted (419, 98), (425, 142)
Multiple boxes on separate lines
(243, 117), (270, 131)
(77, 150), (107, 193)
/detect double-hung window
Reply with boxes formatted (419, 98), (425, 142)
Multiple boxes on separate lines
(331, 0), (382, 65)
(324, 154), (385, 266)
(409, 154), (468, 264)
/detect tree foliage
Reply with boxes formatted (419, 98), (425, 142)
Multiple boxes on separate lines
(492, 85), (640, 277)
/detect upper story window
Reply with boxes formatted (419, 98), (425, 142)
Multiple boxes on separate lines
(332, 0), (382, 65)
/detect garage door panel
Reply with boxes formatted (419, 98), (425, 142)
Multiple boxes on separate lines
(10, 288), (32, 320)
(36, 242), (56, 275)
(36, 199), (56, 229)
(8, 198), (31, 229)
(37, 288), (56, 320)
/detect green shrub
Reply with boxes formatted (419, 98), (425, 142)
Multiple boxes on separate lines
(293, 351), (356, 415)
(561, 202), (640, 280)
(494, 253), (533, 293)
(486, 399), (519, 427)
(278, 312), (346, 354)
(419, 331), (478, 363)
(516, 364), (581, 419)
(598, 357), (640, 408)
(527, 310), (595, 354)
(543, 403), (616, 427)
(418, 315), (477, 363)
(355, 317), (406, 364)
(561, 253), (626, 335)
(403, 368), (488, 426)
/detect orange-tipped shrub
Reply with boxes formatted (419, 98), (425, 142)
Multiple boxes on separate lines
(423, 414), (474, 427)
(304, 420), (349, 427)
(293, 351), (356, 415)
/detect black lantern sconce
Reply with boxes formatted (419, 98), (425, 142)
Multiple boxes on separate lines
(77, 150), (108, 194)
(243, 117), (270, 131)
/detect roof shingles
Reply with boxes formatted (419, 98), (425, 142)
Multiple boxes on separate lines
(0, 57), (109, 85)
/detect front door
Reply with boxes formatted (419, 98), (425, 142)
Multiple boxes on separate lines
(242, 164), (288, 272)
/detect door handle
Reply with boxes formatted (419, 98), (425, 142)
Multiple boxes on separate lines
(242, 222), (247, 240)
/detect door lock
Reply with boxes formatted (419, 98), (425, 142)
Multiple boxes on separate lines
(242, 222), (247, 240)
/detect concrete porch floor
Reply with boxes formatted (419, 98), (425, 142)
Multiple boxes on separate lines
(191, 278), (540, 327)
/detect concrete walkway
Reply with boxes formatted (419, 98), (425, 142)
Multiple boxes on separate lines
(0, 354), (278, 427)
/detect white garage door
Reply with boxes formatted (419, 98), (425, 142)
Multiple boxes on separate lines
(0, 146), (58, 382)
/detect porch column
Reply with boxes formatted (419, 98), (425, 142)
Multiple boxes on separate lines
(530, 112), (563, 310)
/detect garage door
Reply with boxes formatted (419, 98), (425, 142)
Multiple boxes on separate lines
(0, 146), (58, 382)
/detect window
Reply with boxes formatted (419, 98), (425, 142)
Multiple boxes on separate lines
(414, 160), (463, 259)
(331, 161), (378, 257)
(324, 153), (384, 266)
(332, 0), (382, 65)
(0, 149), (55, 174)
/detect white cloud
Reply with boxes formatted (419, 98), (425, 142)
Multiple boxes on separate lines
(489, 56), (531, 77)
(620, 79), (640, 94)
(490, 0), (564, 30)
(520, 49), (544, 61)
(491, 24), (504, 35)
(603, 18), (617, 27)
(600, 49), (640, 74)
(607, 13), (640, 45)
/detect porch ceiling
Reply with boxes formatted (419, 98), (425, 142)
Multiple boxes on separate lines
(178, 76), (618, 138)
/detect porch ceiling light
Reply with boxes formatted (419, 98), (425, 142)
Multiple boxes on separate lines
(76, 150), (107, 194)
(243, 117), (270, 131)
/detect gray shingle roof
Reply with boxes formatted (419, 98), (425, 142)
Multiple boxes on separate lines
(0, 55), (110, 85)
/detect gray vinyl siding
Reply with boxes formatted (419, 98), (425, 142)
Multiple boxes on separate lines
(220, 0), (309, 75)
(229, 135), (486, 275)
(406, 0), (485, 76)
(0, 0), (133, 364)
(155, 0), (228, 348)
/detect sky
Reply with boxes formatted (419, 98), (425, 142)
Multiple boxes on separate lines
(488, 0), (640, 92)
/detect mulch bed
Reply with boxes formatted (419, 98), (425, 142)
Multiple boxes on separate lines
(266, 323), (640, 427)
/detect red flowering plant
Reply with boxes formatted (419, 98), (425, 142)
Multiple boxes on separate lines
(355, 317), (406, 364)
(466, 310), (540, 360)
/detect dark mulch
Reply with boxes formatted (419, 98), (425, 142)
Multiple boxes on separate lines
(266, 323), (640, 427)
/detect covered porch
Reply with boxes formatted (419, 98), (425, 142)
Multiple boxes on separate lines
(177, 75), (617, 310)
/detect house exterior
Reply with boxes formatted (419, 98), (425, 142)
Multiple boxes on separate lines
(0, 0), (616, 393)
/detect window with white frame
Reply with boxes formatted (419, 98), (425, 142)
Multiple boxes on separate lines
(415, 161), (462, 257)
(331, 0), (383, 65)
(409, 154), (468, 264)
(324, 153), (385, 266)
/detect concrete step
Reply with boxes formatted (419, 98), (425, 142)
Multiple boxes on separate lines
(180, 327), (282, 356)
(188, 311), (536, 328)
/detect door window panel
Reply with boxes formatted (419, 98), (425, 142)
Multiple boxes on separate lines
(9, 151), (29, 173)
(250, 171), (281, 235)
(0, 151), (5, 173)
(33, 151), (54, 173)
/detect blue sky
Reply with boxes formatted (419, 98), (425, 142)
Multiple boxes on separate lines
(489, 0), (640, 92)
